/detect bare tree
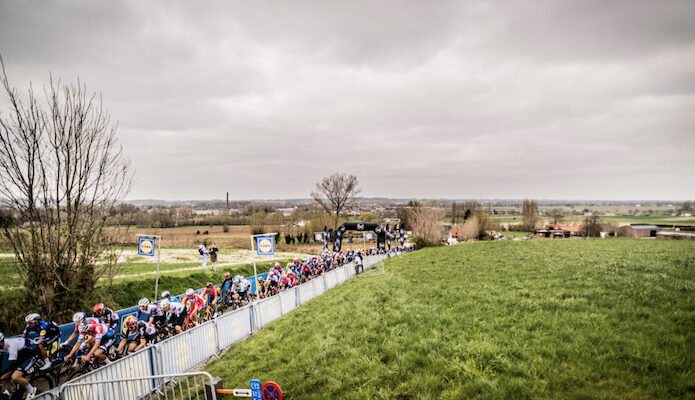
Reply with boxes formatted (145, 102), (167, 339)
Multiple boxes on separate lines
(410, 206), (444, 247)
(311, 173), (361, 229)
(548, 208), (565, 224)
(522, 199), (539, 231)
(0, 59), (132, 321)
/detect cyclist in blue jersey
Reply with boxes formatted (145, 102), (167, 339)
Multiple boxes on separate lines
(21, 313), (60, 371)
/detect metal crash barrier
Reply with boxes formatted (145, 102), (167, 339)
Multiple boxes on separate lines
(51, 254), (391, 399)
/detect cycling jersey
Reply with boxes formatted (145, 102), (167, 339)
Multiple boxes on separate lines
(0, 338), (40, 375)
(233, 280), (250, 293)
(22, 320), (60, 342)
(78, 321), (114, 342)
(132, 321), (157, 342)
(138, 304), (164, 319)
(167, 302), (187, 318)
(94, 307), (120, 330)
(203, 287), (220, 306)
(183, 294), (205, 312)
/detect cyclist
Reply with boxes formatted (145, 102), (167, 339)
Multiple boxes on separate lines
(287, 270), (298, 287)
(92, 303), (120, 331)
(0, 332), (40, 398)
(233, 275), (250, 304)
(65, 319), (116, 366)
(160, 299), (187, 335)
(118, 318), (156, 353)
(202, 282), (220, 317)
(137, 298), (166, 330)
(266, 271), (280, 296)
(21, 314), (60, 371)
(220, 272), (233, 305)
(301, 261), (312, 282)
(60, 312), (102, 354)
(256, 277), (268, 299)
(182, 289), (205, 323)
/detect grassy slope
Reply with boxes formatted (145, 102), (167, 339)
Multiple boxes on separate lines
(206, 239), (695, 399)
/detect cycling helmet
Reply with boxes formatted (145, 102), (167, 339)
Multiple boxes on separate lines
(185, 288), (194, 296)
(274, 262), (281, 268)
(138, 298), (150, 307)
(125, 318), (136, 329)
(78, 321), (90, 333)
(257, 277), (264, 282)
(206, 282), (213, 288)
(232, 278), (239, 285)
(224, 272), (230, 279)
(161, 291), (171, 298)
(93, 303), (105, 314)
(25, 313), (41, 323)
(72, 312), (86, 323)
(160, 299), (170, 309)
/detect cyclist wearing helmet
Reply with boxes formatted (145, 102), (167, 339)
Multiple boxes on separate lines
(92, 303), (120, 331)
(160, 299), (188, 335)
(182, 289), (205, 323)
(220, 272), (233, 305)
(203, 282), (220, 307)
(256, 277), (268, 299)
(21, 313), (60, 371)
(136, 298), (166, 330)
(0, 332), (41, 397)
(64, 319), (116, 366)
(232, 276), (250, 303)
(60, 312), (102, 351)
(118, 318), (157, 353)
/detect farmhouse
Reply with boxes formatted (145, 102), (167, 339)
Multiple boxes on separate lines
(534, 224), (582, 239)
(619, 225), (658, 238)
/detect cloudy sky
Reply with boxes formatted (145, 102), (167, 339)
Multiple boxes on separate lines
(1, 0), (693, 200)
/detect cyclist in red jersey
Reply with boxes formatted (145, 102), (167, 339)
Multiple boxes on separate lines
(182, 288), (205, 323)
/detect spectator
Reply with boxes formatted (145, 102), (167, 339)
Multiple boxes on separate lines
(199, 243), (208, 270)
(209, 242), (219, 270)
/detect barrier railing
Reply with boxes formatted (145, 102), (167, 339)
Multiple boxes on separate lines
(51, 254), (393, 399)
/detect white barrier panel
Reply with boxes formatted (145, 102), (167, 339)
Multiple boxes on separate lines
(216, 306), (252, 349)
(298, 281), (314, 304)
(258, 295), (282, 326)
(313, 276), (325, 297)
(153, 320), (218, 376)
(279, 288), (297, 314)
(324, 269), (337, 289)
(63, 347), (153, 400)
(334, 266), (346, 285)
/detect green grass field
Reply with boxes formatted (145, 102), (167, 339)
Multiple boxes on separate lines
(205, 239), (695, 399)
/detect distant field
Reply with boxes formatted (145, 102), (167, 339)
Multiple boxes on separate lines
(206, 239), (695, 399)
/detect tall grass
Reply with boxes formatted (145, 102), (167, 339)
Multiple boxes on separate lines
(206, 239), (695, 399)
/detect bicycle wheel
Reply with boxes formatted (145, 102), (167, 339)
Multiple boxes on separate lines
(30, 373), (54, 393)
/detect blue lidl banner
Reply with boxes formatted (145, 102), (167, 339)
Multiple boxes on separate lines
(138, 237), (156, 257)
(256, 236), (275, 256)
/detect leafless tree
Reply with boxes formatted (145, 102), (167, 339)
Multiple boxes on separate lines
(410, 206), (444, 246)
(548, 208), (565, 224)
(522, 199), (539, 231)
(311, 173), (361, 229)
(0, 58), (133, 321)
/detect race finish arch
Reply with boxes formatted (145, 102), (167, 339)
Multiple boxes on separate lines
(332, 222), (386, 252)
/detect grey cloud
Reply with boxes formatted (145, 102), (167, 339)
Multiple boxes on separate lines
(1, 0), (693, 200)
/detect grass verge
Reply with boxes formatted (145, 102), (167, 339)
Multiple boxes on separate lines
(205, 239), (695, 399)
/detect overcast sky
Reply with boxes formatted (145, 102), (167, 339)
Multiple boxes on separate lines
(1, 1), (693, 200)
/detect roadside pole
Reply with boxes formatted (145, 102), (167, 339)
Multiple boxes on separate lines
(155, 235), (161, 300)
